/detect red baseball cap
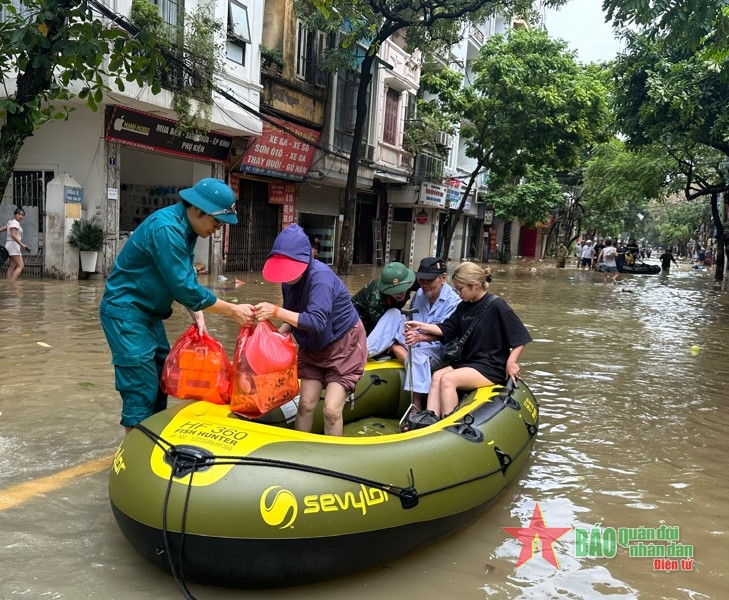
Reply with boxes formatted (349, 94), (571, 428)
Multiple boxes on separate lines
(262, 254), (308, 283)
(262, 224), (313, 283)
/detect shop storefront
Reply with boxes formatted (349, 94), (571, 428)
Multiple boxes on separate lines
(102, 105), (235, 275)
(231, 117), (323, 270)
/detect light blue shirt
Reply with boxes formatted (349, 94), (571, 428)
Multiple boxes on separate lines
(366, 281), (460, 393)
(410, 283), (460, 328)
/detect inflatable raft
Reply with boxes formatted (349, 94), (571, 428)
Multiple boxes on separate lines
(109, 360), (539, 589)
(619, 262), (661, 275)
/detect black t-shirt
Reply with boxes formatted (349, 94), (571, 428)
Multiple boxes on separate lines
(437, 293), (532, 384)
(659, 252), (675, 268)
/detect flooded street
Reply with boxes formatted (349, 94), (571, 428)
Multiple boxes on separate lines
(1, 259), (727, 600)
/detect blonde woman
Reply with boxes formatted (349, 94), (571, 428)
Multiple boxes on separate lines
(405, 262), (532, 421)
(5, 207), (30, 280)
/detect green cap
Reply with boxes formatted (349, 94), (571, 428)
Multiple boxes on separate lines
(377, 262), (416, 295)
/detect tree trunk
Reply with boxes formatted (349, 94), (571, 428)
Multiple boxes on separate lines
(501, 221), (513, 263)
(337, 23), (401, 276)
(337, 51), (376, 275)
(711, 192), (725, 281)
(441, 160), (485, 262)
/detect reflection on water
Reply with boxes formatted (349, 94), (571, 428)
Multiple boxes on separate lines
(1, 261), (727, 599)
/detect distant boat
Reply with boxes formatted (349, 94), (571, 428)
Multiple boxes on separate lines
(618, 262), (661, 275)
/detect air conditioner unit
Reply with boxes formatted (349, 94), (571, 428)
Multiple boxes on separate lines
(415, 153), (445, 181)
(435, 131), (452, 149)
(358, 140), (375, 162)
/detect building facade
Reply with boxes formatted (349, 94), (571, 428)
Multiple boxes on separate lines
(1, 0), (547, 279)
(1, 0), (263, 278)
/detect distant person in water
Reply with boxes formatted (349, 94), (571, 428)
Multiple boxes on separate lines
(596, 239), (620, 284)
(659, 248), (678, 272)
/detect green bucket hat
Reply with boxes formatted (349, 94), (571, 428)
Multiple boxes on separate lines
(377, 262), (416, 295)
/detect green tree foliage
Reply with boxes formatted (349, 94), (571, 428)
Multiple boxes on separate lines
(0, 0), (168, 195)
(645, 196), (711, 251)
(423, 28), (610, 260)
(301, 0), (569, 274)
(467, 31), (609, 186)
(612, 31), (729, 156)
(610, 28), (728, 278)
(582, 139), (676, 237)
(603, 0), (729, 55)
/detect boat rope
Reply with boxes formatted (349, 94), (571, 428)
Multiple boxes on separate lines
(346, 373), (388, 406)
(134, 422), (420, 509)
(133, 417), (534, 510)
(416, 433), (535, 499)
(160, 453), (200, 600)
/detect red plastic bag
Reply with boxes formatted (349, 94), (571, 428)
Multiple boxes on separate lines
(230, 321), (299, 417)
(161, 324), (232, 404)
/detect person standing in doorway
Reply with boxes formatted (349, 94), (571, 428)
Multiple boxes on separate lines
(310, 234), (321, 260)
(100, 178), (256, 433)
(5, 207), (31, 281)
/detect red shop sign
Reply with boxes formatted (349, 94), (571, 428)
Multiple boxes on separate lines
(240, 117), (320, 181)
(269, 183), (296, 205)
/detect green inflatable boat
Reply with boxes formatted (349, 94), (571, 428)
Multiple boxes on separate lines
(109, 360), (539, 589)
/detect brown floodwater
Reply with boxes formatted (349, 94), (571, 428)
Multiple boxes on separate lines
(1, 258), (727, 599)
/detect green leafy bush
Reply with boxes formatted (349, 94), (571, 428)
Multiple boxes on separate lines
(68, 218), (104, 251)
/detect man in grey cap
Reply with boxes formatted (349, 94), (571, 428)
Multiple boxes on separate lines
(100, 177), (256, 433)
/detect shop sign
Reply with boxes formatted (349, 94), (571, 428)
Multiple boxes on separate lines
(446, 178), (461, 208)
(104, 106), (233, 163)
(269, 183), (296, 205)
(282, 197), (296, 229)
(415, 209), (429, 225)
(240, 117), (320, 181)
(64, 186), (84, 204)
(418, 182), (447, 208)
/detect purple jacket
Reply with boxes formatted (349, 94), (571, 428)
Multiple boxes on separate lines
(276, 224), (359, 352)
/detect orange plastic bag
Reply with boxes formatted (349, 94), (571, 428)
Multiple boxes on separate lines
(161, 324), (232, 404)
(230, 321), (299, 417)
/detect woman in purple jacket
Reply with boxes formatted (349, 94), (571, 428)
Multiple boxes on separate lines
(255, 224), (367, 436)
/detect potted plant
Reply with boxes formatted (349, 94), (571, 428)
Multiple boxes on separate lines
(68, 218), (104, 272)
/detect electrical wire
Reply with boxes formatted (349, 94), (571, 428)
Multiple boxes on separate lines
(85, 0), (353, 164)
